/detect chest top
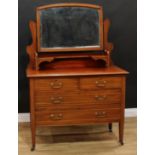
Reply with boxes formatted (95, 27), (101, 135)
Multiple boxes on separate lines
(27, 65), (128, 78)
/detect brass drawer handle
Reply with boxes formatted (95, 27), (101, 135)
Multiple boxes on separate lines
(95, 80), (107, 87)
(50, 96), (63, 104)
(50, 81), (63, 89)
(95, 111), (106, 118)
(95, 95), (107, 101)
(50, 113), (63, 120)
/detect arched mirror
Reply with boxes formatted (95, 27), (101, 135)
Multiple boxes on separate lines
(36, 3), (103, 52)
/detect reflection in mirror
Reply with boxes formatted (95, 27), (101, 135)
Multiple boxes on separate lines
(39, 7), (100, 48)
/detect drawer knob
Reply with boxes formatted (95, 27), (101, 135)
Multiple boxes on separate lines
(50, 81), (63, 89)
(50, 113), (63, 120)
(95, 95), (107, 101)
(50, 96), (63, 104)
(95, 80), (107, 87)
(95, 111), (106, 118)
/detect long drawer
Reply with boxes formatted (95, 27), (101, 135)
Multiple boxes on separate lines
(35, 108), (121, 126)
(34, 89), (121, 108)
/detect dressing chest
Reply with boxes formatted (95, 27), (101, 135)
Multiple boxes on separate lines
(26, 3), (128, 151)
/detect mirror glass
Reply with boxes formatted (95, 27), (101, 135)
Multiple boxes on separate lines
(39, 7), (100, 49)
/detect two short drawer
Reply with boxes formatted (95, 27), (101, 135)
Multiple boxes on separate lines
(34, 76), (122, 92)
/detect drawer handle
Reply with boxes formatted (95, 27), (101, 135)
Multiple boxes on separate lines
(50, 81), (63, 89)
(95, 95), (107, 101)
(95, 111), (106, 118)
(95, 80), (107, 87)
(50, 113), (63, 120)
(50, 96), (63, 104)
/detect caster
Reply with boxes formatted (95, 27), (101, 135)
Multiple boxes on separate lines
(109, 129), (112, 132)
(108, 124), (112, 132)
(31, 144), (35, 151)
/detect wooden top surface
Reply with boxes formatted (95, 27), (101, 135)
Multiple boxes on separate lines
(27, 65), (128, 78)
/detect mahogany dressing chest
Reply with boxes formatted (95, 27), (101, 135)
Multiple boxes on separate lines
(26, 3), (128, 151)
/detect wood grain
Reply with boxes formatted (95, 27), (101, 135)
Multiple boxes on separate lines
(26, 21), (36, 69)
(27, 3), (115, 70)
(34, 89), (121, 108)
(27, 65), (129, 78)
(27, 65), (128, 149)
(80, 76), (122, 90)
(26, 3), (129, 150)
(35, 108), (121, 126)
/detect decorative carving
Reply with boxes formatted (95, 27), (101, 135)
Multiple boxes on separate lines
(36, 56), (55, 70)
(26, 21), (37, 69)
(27, 4), (114, 70)
(91, 55), (108, 67)
(103, 19), (114, 52)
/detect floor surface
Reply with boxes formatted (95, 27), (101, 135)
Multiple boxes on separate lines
(19, 117), (136, 155)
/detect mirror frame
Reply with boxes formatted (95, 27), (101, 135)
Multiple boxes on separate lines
(36, 3), (103, 52)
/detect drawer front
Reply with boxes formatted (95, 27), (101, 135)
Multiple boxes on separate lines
(35, 91), (79, 106)
(82, 89), (121, 105)
(34, 78), (79, 92)
(34, 89), (121, 108)
(35, 108), (121, 126)
(80, 76), (122, 90)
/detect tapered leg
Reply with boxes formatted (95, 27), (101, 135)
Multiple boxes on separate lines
(119, 77), (126, 145)
(119, 120), (124, 145)
(30, 79), (36, 151)
(108, 123), (112, 132)
(30, 121), (36, 151)
(31, 144), (35, 151)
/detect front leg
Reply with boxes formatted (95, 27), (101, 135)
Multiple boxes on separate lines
(119, 121), (124, 145)
(30, 79), (36, 151)
(108, 123), (112, 132)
